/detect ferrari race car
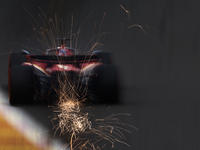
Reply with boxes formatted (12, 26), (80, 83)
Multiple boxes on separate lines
(8, 38), (119, 105)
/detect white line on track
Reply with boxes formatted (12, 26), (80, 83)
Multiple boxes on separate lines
(0, 86), (69, 150)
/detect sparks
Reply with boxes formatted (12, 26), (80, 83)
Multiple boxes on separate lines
(120, 5), (131, 21)
(128, 24), (147, 35)
(24, 8), (137, 150)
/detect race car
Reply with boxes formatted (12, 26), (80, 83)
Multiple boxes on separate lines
(8, 38), (119, 105)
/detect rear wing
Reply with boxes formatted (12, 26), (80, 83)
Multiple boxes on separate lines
(27, 53), (111, 64)
(26, 54), (105, 64)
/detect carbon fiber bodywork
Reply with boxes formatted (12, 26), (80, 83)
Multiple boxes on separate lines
(28, 53), (112, 103)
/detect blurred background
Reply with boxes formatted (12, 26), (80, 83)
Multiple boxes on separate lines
(1, 0), (200, 149)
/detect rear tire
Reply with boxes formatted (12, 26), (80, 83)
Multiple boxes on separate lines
(89, 65), (119, 103)
(9, 53), (27, 66)
(9, 65), (34, 105)
(93, 52), (112, 64)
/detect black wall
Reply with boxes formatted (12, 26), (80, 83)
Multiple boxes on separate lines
(1, 0), (200, 103)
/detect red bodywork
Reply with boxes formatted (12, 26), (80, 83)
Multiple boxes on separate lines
(22, 46), (101, 76)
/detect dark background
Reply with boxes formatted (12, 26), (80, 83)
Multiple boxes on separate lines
(1, 0), (200, 149)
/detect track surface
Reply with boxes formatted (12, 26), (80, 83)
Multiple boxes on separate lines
(1, 0), (200, 150)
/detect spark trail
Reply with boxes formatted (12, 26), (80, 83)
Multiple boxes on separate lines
(50, 72), (138, 149)
(24, 7), (137, 150)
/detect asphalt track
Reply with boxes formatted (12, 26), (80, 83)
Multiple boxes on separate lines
(1, 0), (200, 150)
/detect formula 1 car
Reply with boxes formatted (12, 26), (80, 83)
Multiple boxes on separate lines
(8, 38), (119, 105)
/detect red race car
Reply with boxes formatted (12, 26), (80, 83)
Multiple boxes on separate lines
(8, 38), (119, 105)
